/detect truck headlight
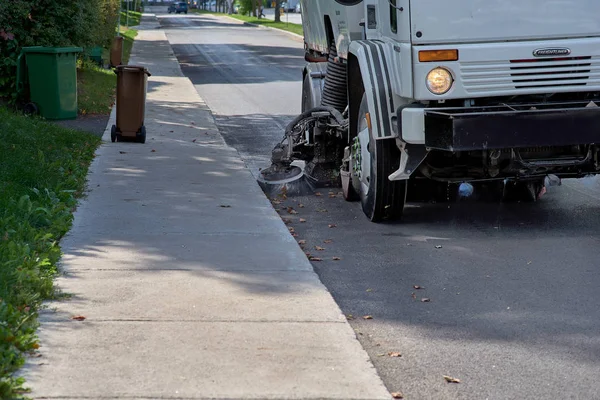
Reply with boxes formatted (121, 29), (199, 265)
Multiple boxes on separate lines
(426, 67), (453, 95)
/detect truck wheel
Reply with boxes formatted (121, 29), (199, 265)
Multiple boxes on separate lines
(353, 93), (406, 222)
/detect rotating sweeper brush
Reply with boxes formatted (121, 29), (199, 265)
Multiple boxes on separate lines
(258, 106), (348, 198)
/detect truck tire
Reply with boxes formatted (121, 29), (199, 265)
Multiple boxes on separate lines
(354, 93), (406, 222)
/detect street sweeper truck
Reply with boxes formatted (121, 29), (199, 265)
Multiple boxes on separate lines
(259, 0), (600, 222)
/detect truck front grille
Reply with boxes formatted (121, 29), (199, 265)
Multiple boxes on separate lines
(461, 56), (600, 94)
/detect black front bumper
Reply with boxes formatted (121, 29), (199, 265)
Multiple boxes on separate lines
(424, 101), (600, 151)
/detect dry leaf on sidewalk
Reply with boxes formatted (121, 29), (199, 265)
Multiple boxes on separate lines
(298, 203), (305, 208)
(332, 257), (341, 261)
(309, 257), (322, 261)
(315, 246), (325, 251)
(299, 218), (306, 223)
(315, 192), (322, 196)
(328, 224), (337, 228)
(324, 239), (333, 244)
(363, 315), (373, 320)
(421, 298), (431, 303)
(388, 352), (402, 357)
(346, 314), (355, 320)
(391, 392), (404, 399)
(219, 205), (231, 208)
(287, 207), (298, 214)
(71, 315), (86, 321)
(443, 375), (461, 383)
(413, 285), (425, 290)
(297, 240), (306, 245)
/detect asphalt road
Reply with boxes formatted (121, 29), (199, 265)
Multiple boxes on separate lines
(160, 12), (600, 399)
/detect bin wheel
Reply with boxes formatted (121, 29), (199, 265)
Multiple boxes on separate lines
(24, 103), (38, 116)
(111, 125), (117, 142)
(138, 126), (147, 144)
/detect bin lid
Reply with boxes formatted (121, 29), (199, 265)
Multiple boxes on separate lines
(21, 46), (83, 54)
(115, 65), (152, 76)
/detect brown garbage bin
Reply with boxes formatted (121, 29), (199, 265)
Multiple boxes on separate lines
(111, 65), (151, 144)
(110, 36), (123, 68)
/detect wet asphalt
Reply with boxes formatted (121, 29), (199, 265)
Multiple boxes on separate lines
(160, 12), (600, 399)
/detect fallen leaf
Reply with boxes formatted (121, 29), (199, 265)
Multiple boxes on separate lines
(443, 375), (461, 384)
(192, 139), (197, 143)
(291, 233), (298, 237)
(288, 227), (295, 233)
(315, 246), (325, 251)
(287, 207), (298, 215)
(298, 240), (306, 245)
(346, 314), (355, 320)
(435, 245), (443, 249)
(71, 315), (86, 321)
(377, 353), (386, 357)
(332, 257), (341, 261)
(388, 352), (402, 358)
(328, 224), (337, 228)
(309, 257), (322, 261)
(298, 203), (305, 208)
(151, 149), (156, 153)
(328, 192), (336, 196)
(324, 239), (333, 244)
(411, 292), (417, 299)
(315, 192), (322, 196)
(363, 315), (373, 320)
(413, 285), (425, 290)
(169, 130), (174, 132)
(421, 298), (431, 303)
(281, 218), (291, 224)
(366, 288), (373, 292)
(391, 392), (404, 399)
(219, 205), (231, 208)
(299, 218), (306, 223)
(119, 151), (127, 154)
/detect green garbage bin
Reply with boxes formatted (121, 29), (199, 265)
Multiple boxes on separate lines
(86, 46), (104, 67)
(21, 46), (82, 120)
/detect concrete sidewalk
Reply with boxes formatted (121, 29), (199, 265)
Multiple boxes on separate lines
(22, 13), (391, 400)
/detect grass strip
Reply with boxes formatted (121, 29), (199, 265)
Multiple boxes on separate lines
(192, 9), (303, 36)
(121, 10), (142, 27)
(0, 107), (101, 398)
(78, 28), (138, 116)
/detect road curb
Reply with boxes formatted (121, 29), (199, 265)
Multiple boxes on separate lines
(209, 13), (304, 41)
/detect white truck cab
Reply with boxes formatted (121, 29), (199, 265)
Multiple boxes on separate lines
(264, 0), (600, 222)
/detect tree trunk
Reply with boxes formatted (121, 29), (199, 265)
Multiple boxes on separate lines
(274, 0), (281, 22)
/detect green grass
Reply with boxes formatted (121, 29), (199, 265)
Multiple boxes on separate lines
(77, 63), (116, 115)
(121, 10), (142, 27)
(78, 28), (138, 116)
(192, 9), (303, 36)
(0, 107), (101, 398)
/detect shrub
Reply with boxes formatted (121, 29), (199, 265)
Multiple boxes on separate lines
(0, 0), (121, 100)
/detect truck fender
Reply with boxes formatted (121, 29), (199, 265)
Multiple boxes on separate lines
(348, 40), (396, 140)
(302, 62), (328, 112)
